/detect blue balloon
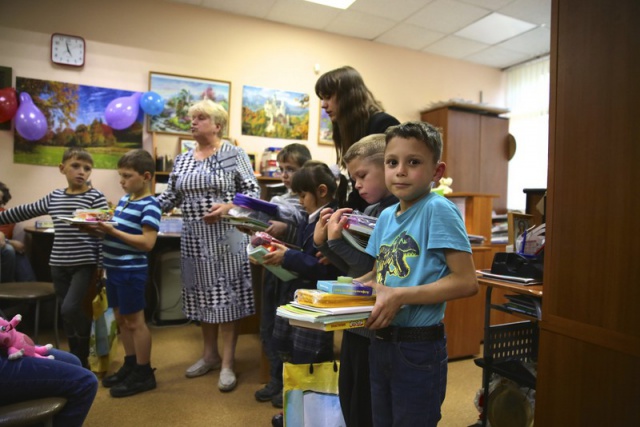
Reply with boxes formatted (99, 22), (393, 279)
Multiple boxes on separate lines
(105, 92), (141, 130)
(15, 92), (48, 141)
(139, 91), (165, 116)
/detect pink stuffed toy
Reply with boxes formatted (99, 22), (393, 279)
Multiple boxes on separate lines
(0, 314), (53, 360)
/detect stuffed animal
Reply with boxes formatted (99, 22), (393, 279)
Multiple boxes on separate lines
(434, 177), (454, 195)
(0, 314), (53, 360)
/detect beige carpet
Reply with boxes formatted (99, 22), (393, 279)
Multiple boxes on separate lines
(52, 323), (482, 426)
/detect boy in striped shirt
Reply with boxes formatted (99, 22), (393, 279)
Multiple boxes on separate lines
(86, 149), (161, 397)
(0, 148), (108, 368)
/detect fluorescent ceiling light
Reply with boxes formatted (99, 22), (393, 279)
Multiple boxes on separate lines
(455, 13), (536, 45)
(304, 0), (356, 10)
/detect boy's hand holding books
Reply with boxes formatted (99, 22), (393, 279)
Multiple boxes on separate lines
(364, 280), (402, 330)
(327, 208), (352, 240)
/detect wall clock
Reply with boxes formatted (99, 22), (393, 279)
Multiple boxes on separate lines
(50, 33), (85, 67)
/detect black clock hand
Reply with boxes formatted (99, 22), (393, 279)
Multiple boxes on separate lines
(66, 42), (72, 55)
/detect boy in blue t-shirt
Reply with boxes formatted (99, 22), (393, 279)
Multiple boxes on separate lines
(358, 121), (479, 426)
(85, 149), (161, 398)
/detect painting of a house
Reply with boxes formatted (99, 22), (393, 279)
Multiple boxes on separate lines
(241, 85), (309, 140)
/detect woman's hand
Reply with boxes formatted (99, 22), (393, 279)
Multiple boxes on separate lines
(8, 240), (26, 254)
(261, 242), (287, 266)
(313, 207), (335, 246)
(203, 203), (232, 224)
(365, 281), (402, 330)
(327, 208), (352, 240)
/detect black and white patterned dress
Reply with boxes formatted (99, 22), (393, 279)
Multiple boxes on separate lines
(157, 142), (260, 323)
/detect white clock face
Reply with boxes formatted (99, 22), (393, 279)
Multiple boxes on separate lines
(51, 34), (85, 67)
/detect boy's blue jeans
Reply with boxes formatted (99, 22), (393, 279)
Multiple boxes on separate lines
(0, 348), (98, 427)
(369, 336), (448, 427)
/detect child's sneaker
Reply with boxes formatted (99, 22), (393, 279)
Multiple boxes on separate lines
(102, 364), (135, 388)
(255, 382), (281, 402)
(110, 367), (157, 398)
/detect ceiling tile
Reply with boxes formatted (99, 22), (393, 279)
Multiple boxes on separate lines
(422, 35), (489, 59)
(455, 12), (536, 45)
(497, 26), (550, 56)
(324, 9), (398, 39)
(350, 0), (433, 21)
(406, 0), (489, 34)
(267, 0), (341, 29)
(464, 45), (530, 68)
(457, 0), (512, 9)
(499, 0), (551, 27)
(375, 24), (445, 50)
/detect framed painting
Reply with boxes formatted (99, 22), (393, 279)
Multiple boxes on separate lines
(241, 85), (309, 140)
(14, 76), (143, 169)
(507, 212), (533, 245)
(148, 71), (231, 137)
(318, 107), (333, 145)
(0, 66), (12, 131)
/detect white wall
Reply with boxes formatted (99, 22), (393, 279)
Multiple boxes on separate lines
(0, 0), (506, 223)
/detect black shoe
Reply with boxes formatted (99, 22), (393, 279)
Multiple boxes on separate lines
(255, 382), (281, 402)
(271, 413), (283, 427)
(102, 364), (135, 388)
(271, 391), (283, 408)
(109, 368), (157, 398)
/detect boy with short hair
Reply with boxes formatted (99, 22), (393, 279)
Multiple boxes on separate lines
(254, 143), (310, 408)
(92, 149), (162, 398)
(0, 148), (108, 368)
(313, 133), (396, 427)
(359, 121), (478, 426)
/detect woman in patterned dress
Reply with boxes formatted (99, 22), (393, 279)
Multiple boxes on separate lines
(157, 100), (260, 392)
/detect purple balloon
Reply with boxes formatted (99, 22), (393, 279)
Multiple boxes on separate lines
(15, 92), (48, 141)
(105, 92), (141, 130)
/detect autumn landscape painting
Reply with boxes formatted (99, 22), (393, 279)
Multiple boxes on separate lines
(14, 77), (143, 169)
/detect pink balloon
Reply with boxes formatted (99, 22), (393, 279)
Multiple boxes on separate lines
(15, 92), (48, 141)
(0, 87), (18, 123)
(105, 92), (141, 130)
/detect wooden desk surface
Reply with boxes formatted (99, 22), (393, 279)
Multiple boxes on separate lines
(478, 276), (543, 297)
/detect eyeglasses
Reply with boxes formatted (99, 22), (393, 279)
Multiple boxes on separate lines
(278, 167), (298, 176)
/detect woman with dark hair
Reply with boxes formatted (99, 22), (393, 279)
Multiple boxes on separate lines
(315, 66), (399, 186)
(315, 66), (399, 427)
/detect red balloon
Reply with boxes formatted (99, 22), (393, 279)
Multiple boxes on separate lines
(0, 87), (18, 123)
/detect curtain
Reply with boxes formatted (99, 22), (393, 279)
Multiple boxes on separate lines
(506, 56), (550, 211)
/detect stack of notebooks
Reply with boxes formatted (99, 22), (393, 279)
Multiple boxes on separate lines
(341, 213), (377, 253)
(221, 193), (279, 232)
(248, 232), (299, 281)
(503, 294), (541, 318)
(276, 279), (376, 331)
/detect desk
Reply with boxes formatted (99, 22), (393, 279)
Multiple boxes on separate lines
(475, 277), (542, 427)
(23, 227), (260, 335)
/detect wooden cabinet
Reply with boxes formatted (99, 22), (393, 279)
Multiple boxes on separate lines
(421, 107), (509, 213)
(534, 1), (640, 425)
(441, 193), (506, 359)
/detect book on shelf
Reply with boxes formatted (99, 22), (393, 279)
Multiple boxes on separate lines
(317, 279), (375, 297)
(248, 245), (299, 281)
(468, 234), (486, 245)
(476, 269), (542, 285)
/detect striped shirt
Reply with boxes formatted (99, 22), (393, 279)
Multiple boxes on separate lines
(102, 195), (161, 270)
(0, 188), (108, 266)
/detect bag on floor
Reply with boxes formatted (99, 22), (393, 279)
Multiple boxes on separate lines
(88, 278), (118, 374)
(283, 360), (346, 427)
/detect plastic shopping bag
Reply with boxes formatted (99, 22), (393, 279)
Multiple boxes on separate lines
(283, 361), (346, 427)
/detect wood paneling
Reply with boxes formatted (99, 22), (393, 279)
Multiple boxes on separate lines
(536, 0), (640, 424)
(421, 108), (509, 212)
